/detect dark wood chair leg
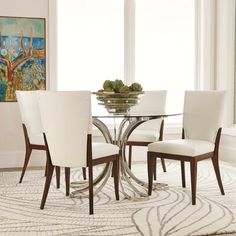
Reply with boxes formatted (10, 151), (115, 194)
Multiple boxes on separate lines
(19, 148), (32, 183)
(128, 145), (132, 169)
(154, 159), (157, 181)
(190, 160), (197, 205)
(88, 165), (94, 215)
(40, 162), (54, 209)
(147, 153), (155, 195)
(181, 161), (186, 188)
(82, 167), (87, 180)
(65, 167), (70, 196)
(44, 158), (48, 177)
(211, 157), (225, 195)
(56, 166), (60, 189)
(113, 157), (120, 200)
(154, 158), (157, 181)
(161, 158), (167, 172)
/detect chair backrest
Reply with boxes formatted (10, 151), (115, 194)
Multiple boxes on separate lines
(183, 90), (226, 142)
(129, 90), (167, 130)
(16, 90), (43, 135)
(37, 91), (92, 168)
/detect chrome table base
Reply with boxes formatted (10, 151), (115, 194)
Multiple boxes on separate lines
(70, 117), (168, 199)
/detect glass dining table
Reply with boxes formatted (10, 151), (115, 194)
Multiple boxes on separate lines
(70, 106), (181, 199)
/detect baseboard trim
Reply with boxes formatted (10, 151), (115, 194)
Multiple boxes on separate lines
(0, 150), (46, 168)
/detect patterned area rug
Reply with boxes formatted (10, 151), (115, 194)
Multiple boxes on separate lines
(0, 160), (236, 236)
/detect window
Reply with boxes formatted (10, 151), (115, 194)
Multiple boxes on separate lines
(57, 0), (195, 123)
(57, 0), (124, 92)
(135, 0), (195, 114)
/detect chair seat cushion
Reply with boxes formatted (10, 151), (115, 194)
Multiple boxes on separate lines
(29, 134), (45, 145)
(92, 143), (119, 159)
(128, 130), (159, 142)
(148, 139), (215, 156)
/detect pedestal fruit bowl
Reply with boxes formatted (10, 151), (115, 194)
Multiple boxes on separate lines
(94, 80), (143, 114)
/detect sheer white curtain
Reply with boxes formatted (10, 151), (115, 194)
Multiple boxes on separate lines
(196, 0), (235, 125)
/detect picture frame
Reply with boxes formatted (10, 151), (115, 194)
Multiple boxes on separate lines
(0, 16), (46, 102)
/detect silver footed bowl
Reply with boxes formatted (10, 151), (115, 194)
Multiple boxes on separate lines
(93, 91), (144, 114)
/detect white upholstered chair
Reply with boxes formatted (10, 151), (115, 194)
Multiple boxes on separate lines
(16, 91), (87, 187)
(16, 91), (60, 186)
(37, 91), (120, 215)
(128, 90), (167, 178)
(147, 91), (226, 205)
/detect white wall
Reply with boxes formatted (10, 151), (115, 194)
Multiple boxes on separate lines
(0, 0), (49, 168)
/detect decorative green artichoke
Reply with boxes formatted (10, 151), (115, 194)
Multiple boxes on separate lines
(103, 80), (113, 92)
(100, 80), (142, 93)
(129, 82), (143, 92)
(119, 85), (129, 93)
(113, 79), (124, 93)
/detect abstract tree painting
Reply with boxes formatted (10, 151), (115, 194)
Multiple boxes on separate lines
(0, 17), (46, 102)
